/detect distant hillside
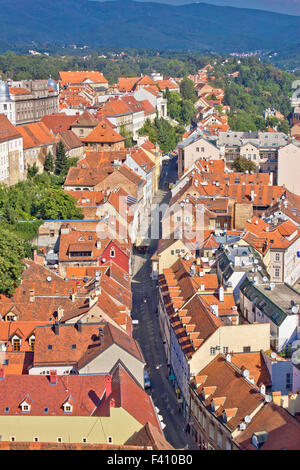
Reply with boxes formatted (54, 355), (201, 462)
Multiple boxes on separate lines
(0, 0), (299, 53)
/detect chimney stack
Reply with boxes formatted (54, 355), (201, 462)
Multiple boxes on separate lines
(49, 370), (57, 385)
(53, 322), (60, 336)
(219, 286), (224, 302)
(57, 307), (64, 322)
(105, 374), (112, 397)
(29, 289), (35, 303)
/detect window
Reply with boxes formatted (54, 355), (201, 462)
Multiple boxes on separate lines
(5, 407), (9, 413)
(57, 437), (63, 443)
(12, 338), (21, 351)
(107, 436), (113, 444)
(210, 347), (216, 356)
(33, 437), (39, 442)
(10, 437), (16, 442)
(275, 268), (280, 278)
(110, 248), (115, 258)
(29, 338), (35, 351)
(275, 253), (280, 262)
(82, 438), (87, 443)
(223, 346), (228, 354)
(196, 147), (199, 152)
(201, 147), (205, 152)
(48, 345), (52, 350)
(286, 373), (292, 391)
(243, 346), (251, 353)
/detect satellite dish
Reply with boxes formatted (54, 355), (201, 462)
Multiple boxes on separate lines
(242, 369), (250, 378)
(271, 352), (277, 359)
(292, 305), (299, 314)
(254, 276), (259, 282)
(244, 415), (252, 424)
(46, 276), (52, 282)
(265, 395), (272, 403)
(292, 348), (300, 366)
(263, 276), (268, 282)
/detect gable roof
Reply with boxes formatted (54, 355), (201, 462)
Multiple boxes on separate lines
(59, 71), (108, 86)
(41, 113), (78, 134)
(0, 114), (22, 143)
(17, 122), (57, 149)
(82, 120), (125, 144)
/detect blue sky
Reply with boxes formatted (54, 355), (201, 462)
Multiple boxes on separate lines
(95, 0), (300, 16)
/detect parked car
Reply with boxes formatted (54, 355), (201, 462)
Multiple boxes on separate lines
(144, 370), (151, 389)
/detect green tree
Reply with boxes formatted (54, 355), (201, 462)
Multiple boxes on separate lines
(233, 156), (257, 173)
(278, 119), (290, 135)
(44, 151), (55, 173)
(27, 163), (39, 179)
(34, 189), (84, 220)
(54, 141), (68, 176)
(179, 78), (197, 103)
(0, 226), (27, 295)
(119, 124), (134, 148)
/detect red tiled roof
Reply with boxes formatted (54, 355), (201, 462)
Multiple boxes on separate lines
(41, 113), (78, 134)
(82, 120), (125, 144)
(9, 87), (31, 95)
(17, 122), (57, 149)
(59, 71), (108, 86)
(0, 114), (22, 143)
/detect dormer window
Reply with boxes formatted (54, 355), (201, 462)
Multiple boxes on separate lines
(29, 335), (35, 351)
(63, 400), (73, 414)
(12, 337), (21, 351)
(20, 400), (31, 413)
(110, 248), (115, 258)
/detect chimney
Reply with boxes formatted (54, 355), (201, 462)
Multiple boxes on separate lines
(110, 398), (115, 408)
(250, 190), (255, 202)
(29, 289), (35, 303)
(75, 321), (82, 333)
(70, 293), (76, 302)
(0, 368), (4, 380)
(226, 353), (231, 363)
(49, 370), (57, 385)
(260, 384), (266, 396)
(219, 286), (224, 302)
(57, 307), (64, 322)
(105, 374), (112, 397)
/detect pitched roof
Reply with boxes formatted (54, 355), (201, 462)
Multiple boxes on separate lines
(82, 120), (125, 144)
(230, 352), (271, 387)
(235, 401), (300, 450)
(125, 422), (175, 450)
(64, 166), (111, 187)
(0, 114), (22, 143)
(41, 113), (78, 134)
(70, 110), (99, 128)
(33, 321), (144, 368)
(57, 130), (83, 150)
(17, 122), (57, 149)
(9, 87), (31, 95)
(191, 355), (266, 432)
(59, 71), (108, 86)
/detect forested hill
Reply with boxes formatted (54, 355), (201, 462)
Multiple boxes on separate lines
(0, 0), (298, 53)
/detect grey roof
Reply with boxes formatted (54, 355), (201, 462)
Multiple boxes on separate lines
(240, 277), (300, 327)
(177, 132), (217, 149)
(216, 131), (288, 149)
